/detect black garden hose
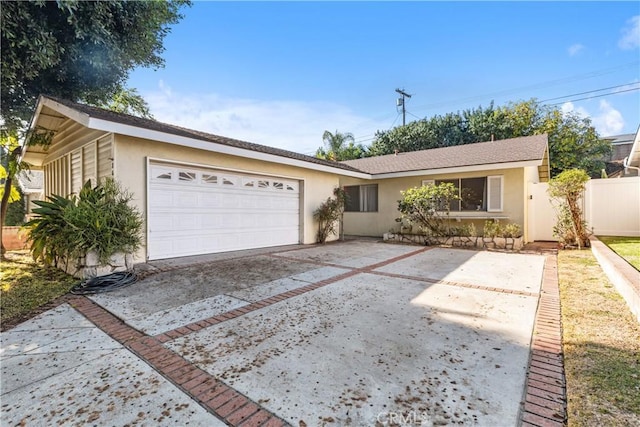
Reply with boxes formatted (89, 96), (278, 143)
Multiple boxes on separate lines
(71, 271), (137, 295)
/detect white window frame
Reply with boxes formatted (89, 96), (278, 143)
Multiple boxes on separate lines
(486, 175), (504, 212)
(421, 176), (504, 213)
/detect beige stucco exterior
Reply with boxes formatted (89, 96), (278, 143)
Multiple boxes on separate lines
(113, 135), (341, 260)
(23, 98), (552, 264)
(340, 167), (536, 241)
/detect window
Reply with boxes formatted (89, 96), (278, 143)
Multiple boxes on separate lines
(344, 184), (378, 212)
(202, 174), (218, 184)
(178, 171), (196, 182)
(424, 176), (503, 212)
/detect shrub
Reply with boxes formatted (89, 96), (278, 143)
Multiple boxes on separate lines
(483, 220), (501, 238)
(397, 183), (459, 237)
(482, 220), (522, 238)
(502, 223), (522, 238)
(548, 169), (590, 248)
(449, 223), (475, 237)
(313, 187), (346, 244)
(26, 179), (143, 266)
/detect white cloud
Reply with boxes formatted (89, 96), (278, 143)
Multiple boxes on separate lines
(561, 100), (625, 136)
(143, 81), (380, 155)
(592, 100), (625, 135)
(618, 15), (640, 50)
(567, 43), (584, 56)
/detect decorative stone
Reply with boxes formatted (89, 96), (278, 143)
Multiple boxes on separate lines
(383, 232), (523, 251)
(109, 252), (125, 267)
(85, 251), (100, 267)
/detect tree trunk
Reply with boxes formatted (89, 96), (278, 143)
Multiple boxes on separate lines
(0, 176), (13, 258)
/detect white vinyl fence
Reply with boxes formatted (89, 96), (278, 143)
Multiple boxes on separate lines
(528, 176), (640, 241)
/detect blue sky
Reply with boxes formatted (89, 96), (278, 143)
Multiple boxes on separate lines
(128, 1), (640, 155)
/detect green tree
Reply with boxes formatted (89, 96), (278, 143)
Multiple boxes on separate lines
(316, 130), (366, 161)
(97, 88), (154, 119)
(547, 169), (591, 249)
(368, 99), (611, 177)
(1, 0), (188, 132)
(0, 0), (189, 257)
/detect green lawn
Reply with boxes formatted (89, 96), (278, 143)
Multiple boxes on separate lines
(1, 250), (77, 330)
(559, 250), (640, 426)
(597, 236), (640, 271)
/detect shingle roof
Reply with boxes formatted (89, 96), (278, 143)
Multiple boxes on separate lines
(41, 96), (363, 174)
(341, 135), (548, 175)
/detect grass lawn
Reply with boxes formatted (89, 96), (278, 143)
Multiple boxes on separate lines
(597, 236), (640, 271)
(1, 250), (77, 330)
(558, 249), (640, 426)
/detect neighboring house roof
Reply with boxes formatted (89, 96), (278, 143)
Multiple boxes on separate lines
(341, 135), (549, 175)
(26, 95), (365, 176)
(602, 132), (635, 162)
(16, 170), (44, 194)
(624, 125), (640, 170)
(603, 133), (635, 145)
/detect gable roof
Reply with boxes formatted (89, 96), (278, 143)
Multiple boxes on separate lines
(341, 135), (549, 175)
(26, 96), (549, 180)
(27, 95), (365, 176)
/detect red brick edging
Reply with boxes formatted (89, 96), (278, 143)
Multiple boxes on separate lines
(68, 296), (290, 427)
(62, 244), (566, 426)
(520, 254), (567, 426)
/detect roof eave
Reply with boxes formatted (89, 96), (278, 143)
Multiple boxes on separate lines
(369, 159), (543, 179)
(26, 97), (370, 178)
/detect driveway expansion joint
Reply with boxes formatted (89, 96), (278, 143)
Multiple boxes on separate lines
(153, 246), (432, 342)
(68, 295), (291, 427)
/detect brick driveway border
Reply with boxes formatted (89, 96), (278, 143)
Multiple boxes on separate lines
(9, 242), (566, 426)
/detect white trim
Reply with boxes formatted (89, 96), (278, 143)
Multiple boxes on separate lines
(147, 157), (306, 182)
(487, 175), (504, 212)
(89, 118), (370, 179)
(41, 98), (91, 126)
(370, 160), (541, 179)
(145, 157), (151, 261)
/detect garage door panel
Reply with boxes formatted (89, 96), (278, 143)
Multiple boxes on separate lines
(148, 163), (300, 260)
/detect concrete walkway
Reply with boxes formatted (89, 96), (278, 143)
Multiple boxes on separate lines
(1, 242), (566, 426)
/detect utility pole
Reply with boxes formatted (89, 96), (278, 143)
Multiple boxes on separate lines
(395, 88), (412, 126)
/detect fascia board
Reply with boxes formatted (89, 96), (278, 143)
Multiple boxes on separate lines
(369, 160), (542, 179)
(41, 98), (91, 126)
(87, 117), (370, 179)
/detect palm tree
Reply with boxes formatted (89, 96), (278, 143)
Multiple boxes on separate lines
(316, 130), (363, 161)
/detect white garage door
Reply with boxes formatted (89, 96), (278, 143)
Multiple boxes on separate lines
(148, 163), (300, 260)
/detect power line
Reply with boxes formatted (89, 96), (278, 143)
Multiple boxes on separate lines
(408, 61), (639, 113)
(547, 86), (639, 106)
(347, 62), (639, 144)
(539, 82), (639, 103)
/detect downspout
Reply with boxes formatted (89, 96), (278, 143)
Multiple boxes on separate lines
(622, 156), (640, 174)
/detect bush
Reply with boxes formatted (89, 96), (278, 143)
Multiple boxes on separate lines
(502, 223), (522, 238)
(313, 187), (346, 244)
(397, 183), (459, 237)
(26, 179), (143, 266)
(483, 220), (501, 238)
(482, 220), (522, 238)
(548, 169), (590, 248)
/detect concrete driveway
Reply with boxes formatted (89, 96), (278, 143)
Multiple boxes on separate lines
(1, 241), (548, 426)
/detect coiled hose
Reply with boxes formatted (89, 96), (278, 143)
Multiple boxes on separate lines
(71, 271), (137, 295)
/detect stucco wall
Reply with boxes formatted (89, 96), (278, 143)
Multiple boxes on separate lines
(113, 135), (341, 261)
(340, 168), (526, 237)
